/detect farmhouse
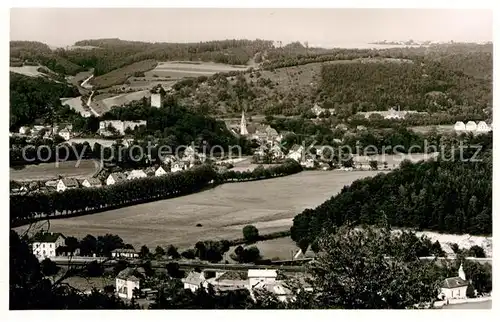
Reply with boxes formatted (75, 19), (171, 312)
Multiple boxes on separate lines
(465, 121), (478, 132)
(57, 178), (79, 192)
(99, 120), (147, 135)
(31, 232), (66, 260)
(111, 248), (140, 259)
(82, 178), (102, 188)
(477, 121), (492, 132)
(127, 169), (147, 180)
(440, 264), (469, 300)
(58, 127), (72, 141)
(269, 144), (285, 161)
(454, 121), (466, 132)
(106, 172), (127, 186)
(171, 162), (187, 173)
(116, 267), (145, 300)
(19, 126), (30, 135)
(356, 107), (423, 120)
(155, 166), (168, 177)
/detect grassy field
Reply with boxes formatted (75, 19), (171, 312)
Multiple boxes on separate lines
(16, 171), (381, 248)
(91, 59), (158, 89)
(10, 65), (47, 77)
(10, 160), (100, 182)
(100, 90), (152, 111)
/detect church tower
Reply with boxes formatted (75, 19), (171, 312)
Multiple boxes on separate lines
(458, 263), (466, 280)
(240, 109), (248, 135)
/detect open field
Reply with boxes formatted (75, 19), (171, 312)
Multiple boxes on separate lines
(146, 61), (248, 78)
(10, 65), (47, 77)
(10, 160), (100, 182)
(16, 171), (381, 248)
(67, 138), (117, 148)
(352, 152), (439, 168)
(99, 90), (151, 111)
(60, 96), (93, 117)
(91, 59), (157, 89)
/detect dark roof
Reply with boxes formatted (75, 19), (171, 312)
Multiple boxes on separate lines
(117, 267), (145, 281)
(60, 178), (79, 187)
(215, 271), (248, 281)
(32, 232), (65, 243)
(442, 277), (469, 289)
(84, 178), (102, 186)
(109, 173), (126, 181)
(112, 248), (137, 253)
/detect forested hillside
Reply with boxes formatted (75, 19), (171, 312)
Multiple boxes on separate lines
(291, 134), (493, 248)
(9, 72), (80, 130)
(318, 59), (491, 118)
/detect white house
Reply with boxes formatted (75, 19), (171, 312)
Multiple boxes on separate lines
(82, 178), (102, 188)
(19, 126), (30, 135)
(248, 269), (278, 288)
(269, 145), (285, 161)
(454, 121), (466, 132)
(311, 103), (325, 116)
(155, 166), (168, 177)
(106, 173), (127, 186)
(127, 169), (147, 180)
(99, 120), (147, 135)
(111, 248), (140, 259)
(286, 144), (304, 162)
(150, 93), (162, 108)
(171, 162), (187, 173)
(465, 121), (478, 132)
(31, 232), (66, 260)
(116, 267), (145, 300)
(440, 264), (469, 300)
(58, 128), (72, 141)
(476, 121), (491, 133)
(56, 178), (79, 192)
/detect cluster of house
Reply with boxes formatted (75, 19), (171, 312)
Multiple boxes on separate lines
(11, 146), (208, 194)
(182, 269), (300, 303)
(356, 106), (426, 120)
(454, 121), (492, 133)
(238, 110), (280, 144)
(98, 120), (147, 137)
(17, 124), (74, 140)
(29, 231), (479, 304)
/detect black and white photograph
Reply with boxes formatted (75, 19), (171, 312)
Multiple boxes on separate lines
(5, 4), (494, 312)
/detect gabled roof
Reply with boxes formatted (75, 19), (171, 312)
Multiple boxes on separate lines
(215, 271), (248, 281)
(183, 271), (205, 285)
(248, 269), (277, 278)
(112, 248), (137, 254)
(442, 277), (468, 289)
(117, 267), (145, 281)
(32, 232), (65, 243)
(108, 172), (126, 181)
(84, 178), (102, 186)
(60, 178), (79, 187)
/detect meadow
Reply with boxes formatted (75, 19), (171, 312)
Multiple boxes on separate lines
(16, 171), (381, 248)
(10, 160), (100, 182)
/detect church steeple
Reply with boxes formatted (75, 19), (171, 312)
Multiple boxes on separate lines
(458, 263), (466, 280)
(240, 109), (248, 135)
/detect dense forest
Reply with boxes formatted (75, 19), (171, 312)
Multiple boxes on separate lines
(318, 60), (491, 118)
(291, 134), (492, 249)
(9, 72), (81, 131)
(10, 39), (273, 77)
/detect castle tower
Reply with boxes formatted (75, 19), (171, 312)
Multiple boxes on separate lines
(458, 263), (466, 280)
(240, 109), (248, 135)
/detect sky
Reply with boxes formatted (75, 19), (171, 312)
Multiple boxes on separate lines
(10, 8), (493, 47)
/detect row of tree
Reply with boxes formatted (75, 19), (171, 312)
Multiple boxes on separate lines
(11, 161), (303, 227)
